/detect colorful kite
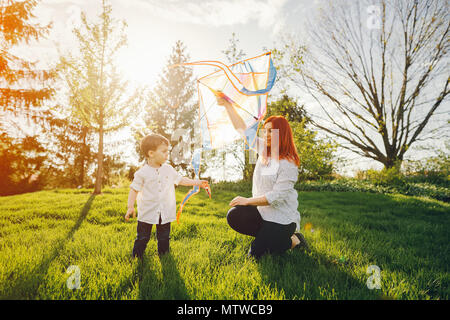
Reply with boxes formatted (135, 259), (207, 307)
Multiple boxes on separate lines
(176, 147), (211, 224)
(174, 52), (277, 223)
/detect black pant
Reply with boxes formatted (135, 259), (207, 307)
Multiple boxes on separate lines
(227, 205), (296, 259)
(132, 216), (171, 258)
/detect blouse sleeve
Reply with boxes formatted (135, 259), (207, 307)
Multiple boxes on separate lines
(129, 169), (144, 192)
(264, 162), (299, 208)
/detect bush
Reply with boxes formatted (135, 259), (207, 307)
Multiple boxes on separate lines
(402, 153), (449, 186)
(295, 178), (449, 202)
(365, 167), (405, 186)
(210, 180), (252, 193)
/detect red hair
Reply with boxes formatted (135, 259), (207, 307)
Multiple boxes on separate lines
(263, 115), (300, 167)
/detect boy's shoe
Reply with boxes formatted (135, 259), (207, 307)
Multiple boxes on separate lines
(293, 232), (311, 253)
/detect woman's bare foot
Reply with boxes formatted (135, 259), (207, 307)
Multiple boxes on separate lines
(291, 234), (300, 249)
(292, 232), (311, 253)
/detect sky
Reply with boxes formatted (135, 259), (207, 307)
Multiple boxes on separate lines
(14, 0), (323, 180)
(7, 0), (448, 180)
(34, 0), (309, 84)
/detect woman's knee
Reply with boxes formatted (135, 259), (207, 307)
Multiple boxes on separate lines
(227, 205), (262, 237)
(226, 206), (239, 228)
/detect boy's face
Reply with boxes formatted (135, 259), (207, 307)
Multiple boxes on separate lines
(148, 143), (169, 165)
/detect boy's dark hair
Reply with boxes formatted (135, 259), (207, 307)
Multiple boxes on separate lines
(140, 134), (169, 158)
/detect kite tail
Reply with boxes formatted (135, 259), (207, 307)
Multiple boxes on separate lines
(176, 185), (211, 224)
(176, 187), (198, 224)
(205, 186), (212, 199)
(176, 203), (184, 224)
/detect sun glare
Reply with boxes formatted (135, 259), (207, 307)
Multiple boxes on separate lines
(116, 45), (163, 88)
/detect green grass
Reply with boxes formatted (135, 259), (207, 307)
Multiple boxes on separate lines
(0, 185), (449, 300)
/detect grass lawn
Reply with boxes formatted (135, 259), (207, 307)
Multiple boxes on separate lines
(0, 185), (448, 300)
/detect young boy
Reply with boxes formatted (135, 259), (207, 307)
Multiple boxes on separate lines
(125, 133), (209, 258)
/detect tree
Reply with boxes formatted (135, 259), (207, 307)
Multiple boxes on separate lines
(0, 132), (47, 195)
(42, 114), (96, 187)
(0, 0), (54, 119)
(266, 95), (337, 180)
(276, 0), (449, 169)
(59, 0), (143, 194)
(0, 0), (55, 195)
(266, 94), (307, 123)
(144, 40), (196, 173)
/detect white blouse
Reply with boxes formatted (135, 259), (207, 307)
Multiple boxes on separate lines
(251, 136), (301, 231)
(130, 163), (183, 225)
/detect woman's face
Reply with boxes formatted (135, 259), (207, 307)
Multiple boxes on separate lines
(262, 122), (273, 147)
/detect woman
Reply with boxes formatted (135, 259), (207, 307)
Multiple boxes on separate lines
(217, 96), (310, 259)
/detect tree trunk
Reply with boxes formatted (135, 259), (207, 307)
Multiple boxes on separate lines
(384, 155), (403, 170)
(243, 150), (255, 181)
(79, 127), (87, 187)
(94, 121), (103, 194)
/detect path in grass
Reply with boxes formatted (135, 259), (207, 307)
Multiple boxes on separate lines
(0, 186), (448, 299)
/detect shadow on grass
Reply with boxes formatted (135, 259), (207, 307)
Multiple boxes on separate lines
(5, 194), (96, 299)
(298, 191), (450, 299)
(137, 252), (189, 299)
(255, 250), (383, 300)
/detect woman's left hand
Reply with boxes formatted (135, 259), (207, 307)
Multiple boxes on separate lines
(229, 196), (250, 207)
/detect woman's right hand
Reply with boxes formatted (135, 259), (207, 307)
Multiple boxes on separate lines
(216, 95), (231, 108)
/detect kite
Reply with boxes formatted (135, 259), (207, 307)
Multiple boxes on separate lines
(176, 148), (211, 224)
(174, 52), (277, 223)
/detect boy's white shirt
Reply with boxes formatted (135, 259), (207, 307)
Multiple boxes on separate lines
(130, 163), (183, 225)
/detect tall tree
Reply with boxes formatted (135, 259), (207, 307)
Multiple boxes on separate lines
(266, 95), (337, 180)
(59, 0), (143, 194)
(0, 0), (55, 195)
(144, 40), (196, 173)
(275, 0), (449, 169)
(42, 114), (96, 187)
(0, 0), (54, 119)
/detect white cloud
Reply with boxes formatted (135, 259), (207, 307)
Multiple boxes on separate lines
(126, 0), (289, 33)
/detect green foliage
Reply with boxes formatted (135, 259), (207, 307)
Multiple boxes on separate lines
(403, 152), (450, 186)
(364, 166), (405, 186)
(209, 180), (253, 194)
(59, 0), (141, 131)
(266, 94), (306, 122)
(295, 178), (450, 203)
(0, 133), (46, 196)
(41, 118), (98, 189)
(0, 186), (448, 299)
(291, 119), (337, 180)
(59, 0), (144, 194)
(0, 0), (54, 114)
(337, 154), (450, 202)
(0, 0), (56, 196)
(266, 95), (337, 180)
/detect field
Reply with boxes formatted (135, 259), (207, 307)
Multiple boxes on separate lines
(0, 185), (448, 300)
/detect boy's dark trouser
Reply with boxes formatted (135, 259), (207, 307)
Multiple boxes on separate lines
(227, 205), (296, 259)
(132, 217), (170, 258)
